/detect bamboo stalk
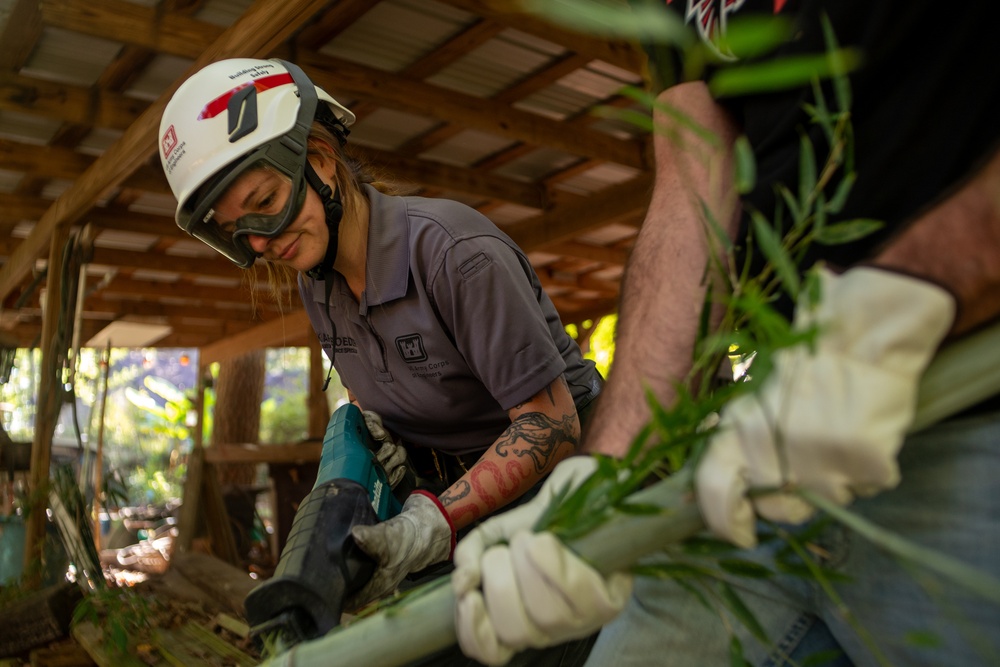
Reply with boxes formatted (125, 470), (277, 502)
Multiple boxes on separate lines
(93, 340), (111, 552)
(258, 320), (1000, 667)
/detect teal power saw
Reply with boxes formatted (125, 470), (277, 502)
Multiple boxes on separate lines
(243, 403), (415, 647)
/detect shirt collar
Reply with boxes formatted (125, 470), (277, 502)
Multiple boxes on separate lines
(362, 183), (410, 307)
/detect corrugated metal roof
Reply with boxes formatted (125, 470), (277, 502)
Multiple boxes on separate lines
(320, 0), (474, 72)
(21, 27), (122, 88)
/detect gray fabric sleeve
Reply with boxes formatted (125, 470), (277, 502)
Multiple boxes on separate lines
(430, 234), (566, 411)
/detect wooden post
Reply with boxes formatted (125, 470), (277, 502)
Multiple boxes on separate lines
(92, 340), (111, 552)
(23, 227), (71, 587)
(308, 336), (329, 440)
(174, 368), (208, 555)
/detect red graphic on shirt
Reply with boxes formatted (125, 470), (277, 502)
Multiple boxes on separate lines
(197, 72), (294, 121)
(667, 0), (787, 44)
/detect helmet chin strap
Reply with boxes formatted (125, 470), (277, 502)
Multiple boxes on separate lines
(303, 162), (344, 280)
(302, 161), (345, 391)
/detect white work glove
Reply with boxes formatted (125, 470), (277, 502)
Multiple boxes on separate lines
(346, 490), (454, 611)
(363, 409), (409, 489)
(696, 266), (955, 548)
(453, 457), (634, 666)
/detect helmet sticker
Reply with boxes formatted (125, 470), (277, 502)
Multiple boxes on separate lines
(162, 125), (178, 158)
(197, 72), (294, 121)
(161, 124), (186, 176)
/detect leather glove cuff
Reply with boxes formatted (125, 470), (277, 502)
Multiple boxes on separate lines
(410, 489), (456, 559)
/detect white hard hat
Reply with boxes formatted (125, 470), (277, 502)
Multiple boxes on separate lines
(158, 58), (355, 267)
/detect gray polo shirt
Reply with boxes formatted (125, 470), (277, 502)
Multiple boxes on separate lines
(299, 185), (601, 456)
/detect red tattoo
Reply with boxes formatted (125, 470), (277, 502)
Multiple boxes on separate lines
(505, 460), (530, 495)
(470, 460), (509, 510)
(451, 503), (482, 525)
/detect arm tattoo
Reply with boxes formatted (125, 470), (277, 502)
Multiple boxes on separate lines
(440, 480), (482, 524)
(440, 479), (471, 507)
(495, 411), (578, 474)
(470, 460), (503, 510)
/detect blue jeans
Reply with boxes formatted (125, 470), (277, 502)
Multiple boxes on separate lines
(585, 409), (1000, 667)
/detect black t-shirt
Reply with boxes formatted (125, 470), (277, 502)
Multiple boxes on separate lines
(643, 0), (1000, 274)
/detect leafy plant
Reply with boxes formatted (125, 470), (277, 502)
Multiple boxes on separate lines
(72, 585), (158, 655)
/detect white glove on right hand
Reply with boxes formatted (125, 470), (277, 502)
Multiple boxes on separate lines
(363, 409), (408, 489)
(453, 457), (633, 666)
(696, 266), (955, 548)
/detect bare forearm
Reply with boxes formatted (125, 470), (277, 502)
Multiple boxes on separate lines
(873, 146), (1000, 336)
(584, 82), (741, 458)
(440, 379), (580, 530)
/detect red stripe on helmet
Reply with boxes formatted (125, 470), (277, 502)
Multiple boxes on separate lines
(198, 72), (295, 120)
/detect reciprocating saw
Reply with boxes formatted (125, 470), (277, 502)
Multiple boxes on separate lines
(243, 403), (414, 648)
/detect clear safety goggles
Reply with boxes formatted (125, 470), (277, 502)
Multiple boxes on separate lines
(178, 146), (308, 268)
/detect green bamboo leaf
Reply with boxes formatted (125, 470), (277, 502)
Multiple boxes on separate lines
(714, 16), (792, 60)
(618, 501), (667, 516)
(750, 211), (800, 297)
(590, 105), (655, 132)
(641, 91), (721, 145)
(675, 578), (715, 613)
(802, 649), (850, 666)
(821, 14), (852, 112)
(729, 636), (752, 667)
(682, 535), (740, 557)
(718, 559), (774, 579)
(803, 268), (823, 312)
(904, 630), (943, 648)
(719, 582), (769, 644)
(700, 199), (735, 252)
(733, 135), (756, 194)
(812, 191), (827, 235)
(807, 78), (835, 144)
(825, 172), (856, 214)
(634, 562), (716, 579)
(522, 0), (692, 44)
(814, 218), (883, 245)
(708, 50), (861, 98)
(772, 560), (853, 584)
(798, 130), (817, 212)
(775, 184), (803, 227)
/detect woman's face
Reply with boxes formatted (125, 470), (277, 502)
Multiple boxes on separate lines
(212, 157), (331, 272)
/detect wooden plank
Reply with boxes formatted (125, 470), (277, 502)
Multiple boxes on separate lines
(440, 0), (644, 73)
(203, 442), (322, 465)
(507, 174), (654, 252)
(72, 623), (148, 667)
(199, 310), (313, 367)
(351, 145), (546, 209)
(0, 73), (148, 131)
(169, 552), (259, 617)
(299, 51), (649, 170)
(0, 0), (43, 72)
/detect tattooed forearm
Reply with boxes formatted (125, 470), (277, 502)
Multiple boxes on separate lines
(494, 411), (578, 474)
(440, 480), (483, 524)
(439, 479), (471, 507)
